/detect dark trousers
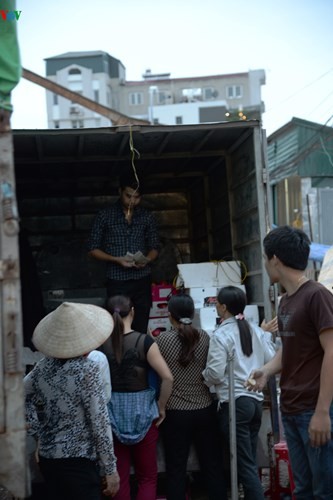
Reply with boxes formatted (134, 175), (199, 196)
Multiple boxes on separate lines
(161, 404), (228, 500)
(38, 457), (101, 500)
(218, 396), (264, 500)
(106, 275), (152, 333)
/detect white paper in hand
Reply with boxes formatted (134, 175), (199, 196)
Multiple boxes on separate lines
(125, 251), (150, 265)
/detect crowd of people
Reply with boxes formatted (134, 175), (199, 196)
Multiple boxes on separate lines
(24, 170), (333, 500)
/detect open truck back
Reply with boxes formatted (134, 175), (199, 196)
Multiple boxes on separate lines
(13, 120), (273, 319)
(1, 120), (275, 497)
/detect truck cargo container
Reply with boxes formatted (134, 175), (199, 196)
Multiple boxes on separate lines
(1, 120), (276, 498)
(13, 120), (273, 321)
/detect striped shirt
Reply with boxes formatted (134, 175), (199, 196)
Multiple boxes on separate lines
(87, 200), (160, 281)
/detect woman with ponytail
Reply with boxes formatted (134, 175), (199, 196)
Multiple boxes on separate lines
(156, 294), (228, 500)
(202, 286), (275, 500)
(101, 295), (173, 500)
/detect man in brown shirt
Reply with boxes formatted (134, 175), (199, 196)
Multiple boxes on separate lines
(248, 225), (333, 498)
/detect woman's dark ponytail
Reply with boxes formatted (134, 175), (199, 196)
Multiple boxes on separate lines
(168, 294), (200, 367)
(217, 286), (253, 356)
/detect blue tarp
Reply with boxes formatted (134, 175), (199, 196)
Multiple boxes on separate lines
(309, 242), (331, 262)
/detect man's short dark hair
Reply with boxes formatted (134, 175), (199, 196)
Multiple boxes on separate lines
(263, 225), (310, 270)
(119, 171), (143, 194)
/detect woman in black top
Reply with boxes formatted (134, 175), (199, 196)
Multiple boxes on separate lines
(101, 295), (173, 500)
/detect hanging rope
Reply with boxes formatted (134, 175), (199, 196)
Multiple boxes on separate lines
(129, 125), (141, 192)
(126, 126), (141, 218)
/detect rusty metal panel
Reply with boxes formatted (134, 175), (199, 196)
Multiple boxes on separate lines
(0, 130), (28, 498)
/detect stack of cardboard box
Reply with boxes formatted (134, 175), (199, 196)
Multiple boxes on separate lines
(148, 284), (173, 336)
(177, 262), (259, 335)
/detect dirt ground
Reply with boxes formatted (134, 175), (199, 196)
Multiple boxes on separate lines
(1, 467), (293, 499)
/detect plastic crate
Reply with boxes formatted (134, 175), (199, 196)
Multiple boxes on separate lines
(272, 441), (295, 499)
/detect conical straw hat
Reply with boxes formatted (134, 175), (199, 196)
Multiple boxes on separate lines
(33, 302), (114, 359)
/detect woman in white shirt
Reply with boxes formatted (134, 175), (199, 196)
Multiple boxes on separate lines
(202, 286), (275, 500)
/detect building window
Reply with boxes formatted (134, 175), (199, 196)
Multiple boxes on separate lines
(175, 116), (183, 125)
(54, 121), (59, 129)
(158, 91), (170, 104)
(68, 68), (82, 82)
(182, 88), (202, 102)
(71, 119), (84, 128)
(129, 92), (143, 106)
(226, 85), (243, 99)
(53, 93), (58, 105)
(92, 80), (100, 103)
(203, 87), (216, 100)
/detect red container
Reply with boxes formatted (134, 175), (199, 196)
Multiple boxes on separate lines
(272, 441), (295, 499)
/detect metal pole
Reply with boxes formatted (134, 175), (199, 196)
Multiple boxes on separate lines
(227, 349), (238, 500)
(148, 85), (158, 125)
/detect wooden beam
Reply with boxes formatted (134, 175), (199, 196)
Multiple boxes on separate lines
(22, 68), (149, 127)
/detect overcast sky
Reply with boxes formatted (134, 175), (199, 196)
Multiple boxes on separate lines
(10, 0), (333, 136)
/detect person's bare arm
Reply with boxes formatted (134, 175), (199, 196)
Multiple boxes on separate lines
(261, 316), (278, 333)
(146, 249), (158, 262)
(245, 346), (282, 392)
(308, 328), (333, 447)
(147, 343), (173, 426)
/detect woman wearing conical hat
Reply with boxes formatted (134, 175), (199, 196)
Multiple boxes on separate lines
(24, 302), (120, 499)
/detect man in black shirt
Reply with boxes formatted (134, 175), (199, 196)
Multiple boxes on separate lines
(87, 173), (160, 333)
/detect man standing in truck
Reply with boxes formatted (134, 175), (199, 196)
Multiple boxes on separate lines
(87, 171), (160, 333)
(247, 225), (333, 498)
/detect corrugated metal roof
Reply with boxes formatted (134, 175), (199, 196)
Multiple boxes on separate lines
(267, 117), (333, 182)
(44, 51), (111, 60)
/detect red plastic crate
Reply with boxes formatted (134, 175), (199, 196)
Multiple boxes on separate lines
(272, 441), (295, 499)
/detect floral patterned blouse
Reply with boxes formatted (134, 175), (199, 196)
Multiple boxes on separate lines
(24, 356), (117, 476)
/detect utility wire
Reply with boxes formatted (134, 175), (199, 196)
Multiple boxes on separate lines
(265, 67), (333, 114)
(270, 114), (333, 172)
(308, 89), (333, 117)
(319, 136), (333, 167)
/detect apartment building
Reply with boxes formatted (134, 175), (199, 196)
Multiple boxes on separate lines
(45, 51), (126, 128)
(45, 51), (265, 128)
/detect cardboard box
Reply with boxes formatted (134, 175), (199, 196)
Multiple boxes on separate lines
(177, 261), (242, 288)
(151, 284), (173, 302)
(188, 286), (219, 308)
(188, 284), (246, 308)
(192, 304), (259, 336)
(244, 305), (259, 325)
(149, 301), (169, 318)
(149, 284), (174, 317)
(192, 306), (220, 335)
(148, 317), (172, 337)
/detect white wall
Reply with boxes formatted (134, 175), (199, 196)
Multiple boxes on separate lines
(152, 99), (228, 125)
